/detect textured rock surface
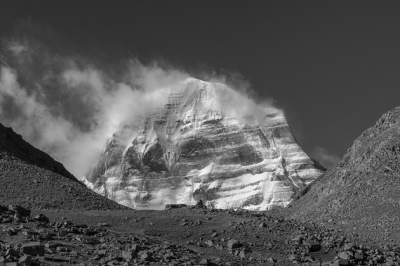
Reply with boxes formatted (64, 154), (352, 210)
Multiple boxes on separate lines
(290, 106), (400, 245)
(85, 78), (323, 210)
(33, 206), (400, 265)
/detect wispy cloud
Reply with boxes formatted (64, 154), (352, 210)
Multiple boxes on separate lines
(0, 33), (280, 179)
(0, 36), (193, 177)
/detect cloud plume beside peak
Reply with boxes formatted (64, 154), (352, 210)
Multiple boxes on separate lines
(0, 37), (281, 178)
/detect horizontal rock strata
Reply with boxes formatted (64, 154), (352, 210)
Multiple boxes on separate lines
(84, 78), (323, 210)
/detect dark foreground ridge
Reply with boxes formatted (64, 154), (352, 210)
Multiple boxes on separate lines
(1, 204), (400, 265)
(0, 124), (74, 181)
(0, 123), (124, 210)
(290, 106), (400, 246)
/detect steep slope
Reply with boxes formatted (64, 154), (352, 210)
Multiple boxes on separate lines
(85, 78), (323, 210)
(0, 123), (75, 180)
(290, 106), (400, 245)
(0, 123), (124, 209)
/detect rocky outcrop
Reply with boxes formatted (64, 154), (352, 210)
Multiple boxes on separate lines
(84, 78), (323, 210)
(290, 106), (400, 245)
(0, 206), (211, 265)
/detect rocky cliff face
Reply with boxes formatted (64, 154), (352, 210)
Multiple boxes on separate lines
(290, 106), (400, 245)
(84, 78), (324, 210)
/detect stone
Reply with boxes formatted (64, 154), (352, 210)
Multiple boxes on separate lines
(0, 205), (9, 213)
(1, 216), (12, 223)
(204, 240), (214, 247)
(44, 255), (71, 262)
(239, 249), (247, 259)
(76, 236), (100, 245)
(199, 258), (211, 265)
(121, 245), (138, 261)
(56, 246), (70, 252)
(96, 222), (110, 227)
(22, 230), (40, 240)
(165, 204), (187, 210)
(121, 250), (133, 261)
(342, 242), (354, 251)
(39, 231), (55, 241)
(13, 214), (24, 223)
(288, 254), (297, 261)
(227, 239), (241, 250)
(195, 200), (206, 209)
(385, 260), (395, 266)
(354, 250), (364, 260)
(337, 251), (352, 261)
(8, 205), (30, 217)
(307, 240), (322, 252)
(45, 241), (71, 250)
(139, 251), (150, 261)
(33, 214), (49, 224)
(18, 255), (32, 265)
(291, 234), (304, 244)
(259, 222), (267, 228)
(21, 242), (45, 256)
(7, 228), (18, 236)
(335, 258), (350, 266)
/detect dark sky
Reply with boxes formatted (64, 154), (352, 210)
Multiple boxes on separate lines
(1, 1), (400, 166)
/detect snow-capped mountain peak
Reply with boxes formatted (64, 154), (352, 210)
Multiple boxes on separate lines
(83, 78), (324, 210)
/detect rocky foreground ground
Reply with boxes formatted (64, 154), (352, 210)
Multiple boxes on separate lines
(1, 203), (400, 265)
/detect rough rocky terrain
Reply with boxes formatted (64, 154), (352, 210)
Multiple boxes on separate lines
(0, 123), (124, 210)
(290, 106), (400, 246)
(1, 203), (400, 265)
(84, 78), (323, 210)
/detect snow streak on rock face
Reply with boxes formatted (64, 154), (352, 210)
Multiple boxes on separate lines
(83, 78), (324, 210)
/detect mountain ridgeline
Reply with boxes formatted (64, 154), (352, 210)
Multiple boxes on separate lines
(290, 106), (400, 245)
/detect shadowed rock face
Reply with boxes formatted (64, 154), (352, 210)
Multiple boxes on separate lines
(0, 123), (75, 181)
(0, 123), (124, 210)
(290, 106), (400, 245)
(84, 78), (324, 210)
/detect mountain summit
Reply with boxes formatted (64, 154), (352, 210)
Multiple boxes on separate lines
(84, 78), (324, 209)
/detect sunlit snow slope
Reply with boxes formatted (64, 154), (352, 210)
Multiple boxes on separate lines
(83, 78), (324, 210)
